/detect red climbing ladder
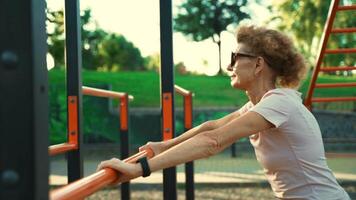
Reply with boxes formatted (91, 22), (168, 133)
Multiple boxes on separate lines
(304, 0), (356, 109)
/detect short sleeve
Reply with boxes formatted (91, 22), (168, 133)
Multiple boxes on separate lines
(250, 93), (291, 128)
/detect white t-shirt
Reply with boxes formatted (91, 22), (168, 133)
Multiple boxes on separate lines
(238, 88), (350, 200)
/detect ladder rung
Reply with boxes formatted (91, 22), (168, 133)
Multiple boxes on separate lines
(315, 82), (356, 88)
(337, 5), (356, 11)
(331, 27), (356, 33)
(320, 66), (356, 72)
(311, 97), (356, 102)
(325, 48), (356, 54)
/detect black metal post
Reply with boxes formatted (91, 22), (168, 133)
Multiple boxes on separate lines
(65, 0), (83, 183)
(184, 95), (194, 200)
(120, 95), (130, 200)
(159, 0), (177, 199)
(0, 0), (48, 199)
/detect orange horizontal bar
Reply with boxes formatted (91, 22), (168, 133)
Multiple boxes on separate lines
(324, 48), (356, 54)
(311, 97), (356, 102)
(320, 66), (356, 72)
(315, 82), (356, 88)
(49, 143), (77, 156)
(82, 86), (133, 100)
(174, 85), (192, 97)
(326, 153), (356, 158)
(50, 149), (154, 200)
(337, 5), (356, 11)
(331, 27), (356, 33)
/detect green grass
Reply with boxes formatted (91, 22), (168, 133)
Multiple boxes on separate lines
(49, 69), (356, 108)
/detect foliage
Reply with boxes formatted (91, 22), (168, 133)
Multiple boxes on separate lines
(174, 0), (250, 74)
(46, 8), (145, 71)
(270, 0), (356, 72)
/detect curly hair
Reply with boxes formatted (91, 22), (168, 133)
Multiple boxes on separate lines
(236, 25), (306, 88)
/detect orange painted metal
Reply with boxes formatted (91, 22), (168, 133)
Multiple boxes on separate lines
(184, 95), (193, 129)
(119, 95), (128, 131)
(49, 143), (77, 156)
(331, 27), (356, 33)
(162, 93), (173, 141)
(337, 5), (356, 11)
(82, 86), (134, 100)
(311, 97), (356, 102)
(319, 66), (356, 72)
(304, 0), (340, 109)
(326, 153), (356, 158)
(68, 96), (78, 145)
(50, 149), (154, 200)
(324, 48), (356, 54)
(174, 85), (191, 96)
(315, 82), (356, 88)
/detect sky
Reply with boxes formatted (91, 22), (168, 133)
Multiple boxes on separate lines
(46, 0), (271, 75)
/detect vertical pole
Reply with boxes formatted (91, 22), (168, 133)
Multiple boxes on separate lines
(120, 95), (130, 200)
(159, 0), (177, 199)
(184, 95), (194, 200)
(0, 0), (48, 199)
(65, 0), (83, 183)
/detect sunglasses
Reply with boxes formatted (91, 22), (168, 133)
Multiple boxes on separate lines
(230, 52), (257, 67)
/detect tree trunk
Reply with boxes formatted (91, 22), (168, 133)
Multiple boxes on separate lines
(218, 40), (222, 74)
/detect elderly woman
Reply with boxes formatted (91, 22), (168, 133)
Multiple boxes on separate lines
(97, 26), (350, 200)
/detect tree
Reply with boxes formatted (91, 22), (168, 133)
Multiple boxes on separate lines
(174, 0), (250, 75)
(270, 0), (356, 74)
(46, 8), (145, 71)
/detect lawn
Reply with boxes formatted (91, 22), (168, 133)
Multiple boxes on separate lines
(49, 69), (356, 108)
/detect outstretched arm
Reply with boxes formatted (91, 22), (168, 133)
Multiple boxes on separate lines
(97, 111), (273, 183)
(139, 109), (243, 155)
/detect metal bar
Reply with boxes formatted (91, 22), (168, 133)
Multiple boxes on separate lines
(82, 86), (134, 100)
(160, 0), (177, 199)
(304, 0), (340, 109)
(337, 5), (356, 11)
(311, 97), (356, 102)
(331, 27), (356, 33)
(326, 153), (356, 158)
(315, 82), (356, 88)
(324, 48), (356, 54)
(319, 66), (356, 72)
(49, 143), (77, 156)
(50, 150), (153, 200)
(0, 0), (48, 199)
(119, 95), (130, 200)
(174, 85), (191, 96)
(184, 94), (194, 200)
(65, 0), (83, 183)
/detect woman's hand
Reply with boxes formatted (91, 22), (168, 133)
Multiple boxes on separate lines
(139, 141), (168, 157)
(96, 158), (142, 185)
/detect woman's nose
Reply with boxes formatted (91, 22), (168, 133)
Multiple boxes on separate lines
(226, 64), (233, 71)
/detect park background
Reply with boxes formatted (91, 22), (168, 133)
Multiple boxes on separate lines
(47, 0), (356, 199)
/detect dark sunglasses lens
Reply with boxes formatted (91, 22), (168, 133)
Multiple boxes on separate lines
(231, 53), (236, 66)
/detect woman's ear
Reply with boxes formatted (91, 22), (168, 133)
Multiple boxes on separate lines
(254, 57), (264, 75)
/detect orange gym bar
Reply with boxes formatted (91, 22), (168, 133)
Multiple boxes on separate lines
(49, 143), (77, 156)
(331, 27), (356, 33)
(324, 48), (356, 54)
(337, 5), (356, 11)
(50, 149), (153, 200)
(319, 66), (356, 72)
(82, 86), (134, 100)
(311, 97), (356, 103)
(315, 82), (356, 88)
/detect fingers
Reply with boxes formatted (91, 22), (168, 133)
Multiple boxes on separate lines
(96, 158), (121, 172)
(139, 141), (152, 152)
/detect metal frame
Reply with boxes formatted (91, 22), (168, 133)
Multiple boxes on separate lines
(0, 0), (48, 199)
(160, 0), (177, 199)
(175, 85), (195, 200)
(304, 0), (356, 109)
(65, 0), (84, 183)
